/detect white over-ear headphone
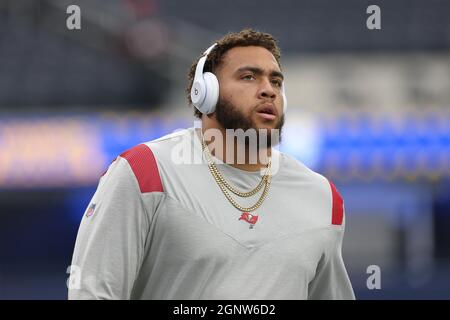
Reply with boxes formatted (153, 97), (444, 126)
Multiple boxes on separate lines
(190, 43), (288, 115)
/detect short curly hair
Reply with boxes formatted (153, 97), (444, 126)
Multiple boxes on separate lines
(186, 29), (282, 119)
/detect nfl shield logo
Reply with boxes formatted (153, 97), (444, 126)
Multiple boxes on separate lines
(85, 203), (96, 217)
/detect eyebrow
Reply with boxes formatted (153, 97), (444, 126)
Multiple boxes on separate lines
(235, 66), (284, 81)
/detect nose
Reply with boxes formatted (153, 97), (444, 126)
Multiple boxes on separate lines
(257, 78), (276, 101)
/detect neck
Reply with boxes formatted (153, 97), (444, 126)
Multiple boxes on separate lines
(200, 121), (272, 172)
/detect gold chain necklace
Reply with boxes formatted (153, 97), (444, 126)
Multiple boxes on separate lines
(201, 134), (272, 228)
(202, 141), (271, 197)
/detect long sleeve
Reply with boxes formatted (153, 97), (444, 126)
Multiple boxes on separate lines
(308, 178), (355, 299)
(68, 157), (148, 299)
(68, 144), (163, 300)
(307, 224), (355, 300)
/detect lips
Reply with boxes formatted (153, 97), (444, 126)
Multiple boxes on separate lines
(256, 104), (277, 120)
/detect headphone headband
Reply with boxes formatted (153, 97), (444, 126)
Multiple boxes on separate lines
(194, 43), (217, 81)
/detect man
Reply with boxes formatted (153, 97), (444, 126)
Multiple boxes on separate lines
(68, 29), (355, 299)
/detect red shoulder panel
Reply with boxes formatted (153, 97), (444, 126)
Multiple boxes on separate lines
(328, 180), (344, 225)
(120, 144), (163, 193)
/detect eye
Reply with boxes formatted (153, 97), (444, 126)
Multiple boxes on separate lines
(242, 74), (256, 81)
(271, 79), (283, 87)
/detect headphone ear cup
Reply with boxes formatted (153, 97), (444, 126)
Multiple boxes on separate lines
(202, 72), (219, 114)
(191, 79), (206, 110)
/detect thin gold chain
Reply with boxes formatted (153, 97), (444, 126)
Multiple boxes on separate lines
(201, 136), (271, 197)
(201, 135), (272, 213)
(207, 158), (269, 197)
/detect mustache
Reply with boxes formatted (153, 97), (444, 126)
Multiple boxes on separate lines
(215, 97), (285, 144)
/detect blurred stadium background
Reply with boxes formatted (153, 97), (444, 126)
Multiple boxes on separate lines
(0, 0), (449, 299)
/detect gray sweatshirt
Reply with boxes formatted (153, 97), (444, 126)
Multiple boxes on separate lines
(68, 127), (355, 300)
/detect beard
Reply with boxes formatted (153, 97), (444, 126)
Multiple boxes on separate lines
(214, 96), (285, 148)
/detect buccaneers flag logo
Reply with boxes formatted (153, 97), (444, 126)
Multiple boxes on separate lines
(239, 212), (258, 229)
